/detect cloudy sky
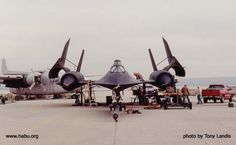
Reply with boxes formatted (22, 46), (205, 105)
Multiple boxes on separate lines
(0, 0), (235, 79)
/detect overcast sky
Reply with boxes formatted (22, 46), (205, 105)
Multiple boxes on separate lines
(0, 0), (235, 79)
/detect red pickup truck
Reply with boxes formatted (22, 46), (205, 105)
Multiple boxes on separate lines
(202, 84), (234, 103)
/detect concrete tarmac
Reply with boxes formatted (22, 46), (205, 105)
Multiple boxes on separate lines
(0, 97), (236, 145)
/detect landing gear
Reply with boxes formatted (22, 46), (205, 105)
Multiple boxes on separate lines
(72, 86), (85, 106)
(74, 94), (80, 104)
(109, 89), (126, 112)
(73, 92), (84, 106)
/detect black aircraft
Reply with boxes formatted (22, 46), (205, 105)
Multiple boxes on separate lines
(147, 37), (185, 90)
(95, 60), (141, 91)
(48, 39), (87, 91)
(94, 60), (142, 107)
(58, 49), (87, 91)
(49, 39), (71, 79)
(147, 38), (191, 109)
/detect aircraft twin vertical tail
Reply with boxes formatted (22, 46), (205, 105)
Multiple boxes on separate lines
(1, 58), (8, 74)
(60, 39), (70, 66)
(148, 49), (158, 71)
(76, 49), (84, 72)
(162, 37), (185, 77)
(163, 37), (173, 64)
(49, 39), (70, 78)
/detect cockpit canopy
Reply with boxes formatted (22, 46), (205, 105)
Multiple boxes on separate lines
(110, 60), (126, 73)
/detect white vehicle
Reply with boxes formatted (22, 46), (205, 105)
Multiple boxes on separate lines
(145, 84), (156, 97)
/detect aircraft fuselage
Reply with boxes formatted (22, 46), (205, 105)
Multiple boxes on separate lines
(9, 71), (70, 95)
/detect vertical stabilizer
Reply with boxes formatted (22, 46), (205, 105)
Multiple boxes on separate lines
(49, 39), (70, 78)
(148, 49), (158, 71)
(76, 49), (84, 72)
(162, 37), (173, 64)
(162, 37), (185, 77)
(1, 58), (8, 74)
(60, 39), (70, 66)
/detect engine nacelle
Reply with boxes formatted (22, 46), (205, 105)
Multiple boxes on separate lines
(149, 70), (174, 89)
(60, 71), (86, 91)
(4, 73), (36, 88)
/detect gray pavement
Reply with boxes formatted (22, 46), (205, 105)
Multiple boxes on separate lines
(0, 97), (236, 145)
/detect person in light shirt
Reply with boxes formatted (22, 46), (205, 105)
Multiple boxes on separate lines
(196, 86), (203, 104)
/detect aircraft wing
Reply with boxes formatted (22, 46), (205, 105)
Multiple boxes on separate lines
(143, 80), (155, 84)
(92, 60), (143, 91)
(93, 81), (141, 91)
